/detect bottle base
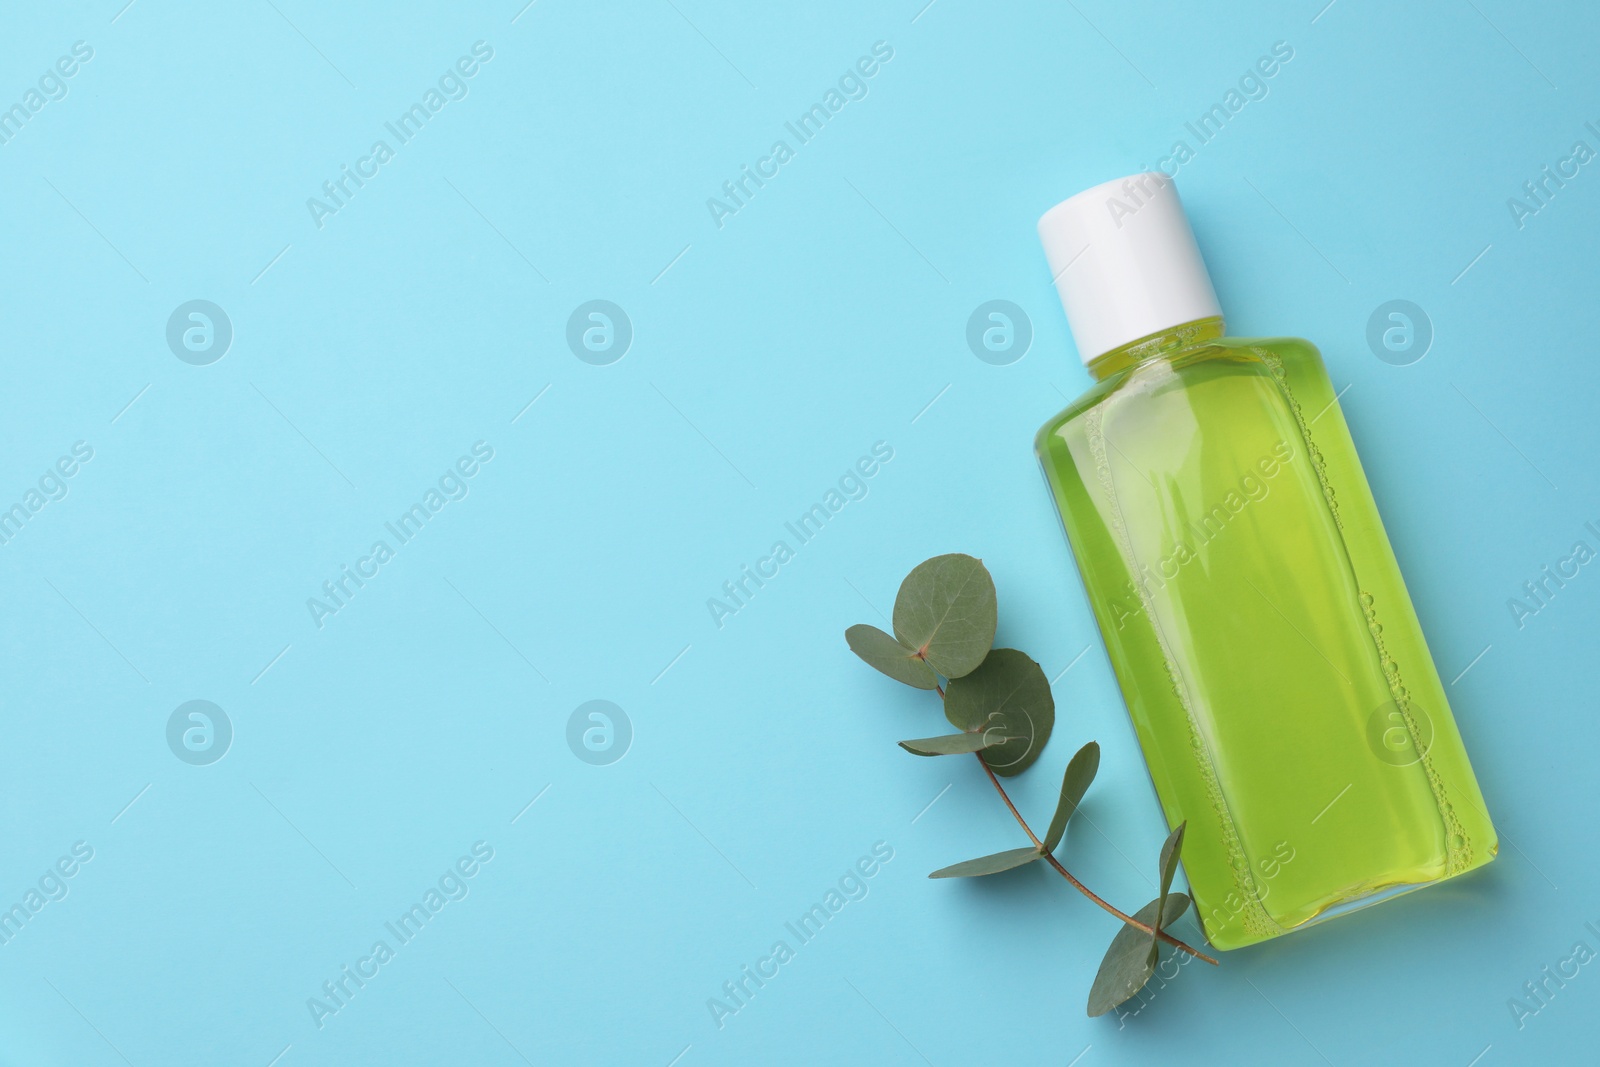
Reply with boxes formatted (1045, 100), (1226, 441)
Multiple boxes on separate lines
(1206, 848), (1497, 952)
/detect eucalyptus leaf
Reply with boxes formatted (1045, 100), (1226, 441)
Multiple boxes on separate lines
(942, 648), (1054, 777)
(1155, 822), (1187, 939)
(1042, 742), (1100, 854)
(891, 554), (997, 679)
(1086, 893), (1192, 1017)
(928, 846), (1042, 879)
(898, 733), (994, 757)
(845, 624), (938, 690)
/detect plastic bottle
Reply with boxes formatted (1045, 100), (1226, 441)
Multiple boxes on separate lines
(1035, 172), (1496, 950)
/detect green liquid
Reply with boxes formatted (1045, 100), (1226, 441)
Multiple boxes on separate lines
(1036, 318), (1496, 951)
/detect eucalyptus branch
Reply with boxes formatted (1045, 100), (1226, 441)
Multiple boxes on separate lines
(847, 553), (1222, 1016)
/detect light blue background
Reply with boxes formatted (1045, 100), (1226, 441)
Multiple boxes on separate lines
(0, 1), (1594, 1064)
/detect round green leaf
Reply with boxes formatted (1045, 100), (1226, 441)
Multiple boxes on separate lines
(942, 648), (1054, 777)
(891, 554), (997, 679)
(1086, 893), (1192, 1018)
(928, 846), (1041, 879)
(845, 624), (938, 690)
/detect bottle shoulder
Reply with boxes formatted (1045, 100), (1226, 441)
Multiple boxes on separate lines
(1215, 334), (1322, 361)
(1035, 334), (1325, 449)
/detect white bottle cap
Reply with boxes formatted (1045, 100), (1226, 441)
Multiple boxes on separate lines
(1037, 172), (1222, 365)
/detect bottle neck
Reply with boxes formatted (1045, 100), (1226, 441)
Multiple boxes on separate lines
(1084, 316), (1225, 381)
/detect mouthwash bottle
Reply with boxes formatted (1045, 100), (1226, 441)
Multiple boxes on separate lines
(1034, 172), (1496, 951)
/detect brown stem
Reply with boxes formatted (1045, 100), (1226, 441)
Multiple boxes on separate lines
(974, 750), (1219, 965)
